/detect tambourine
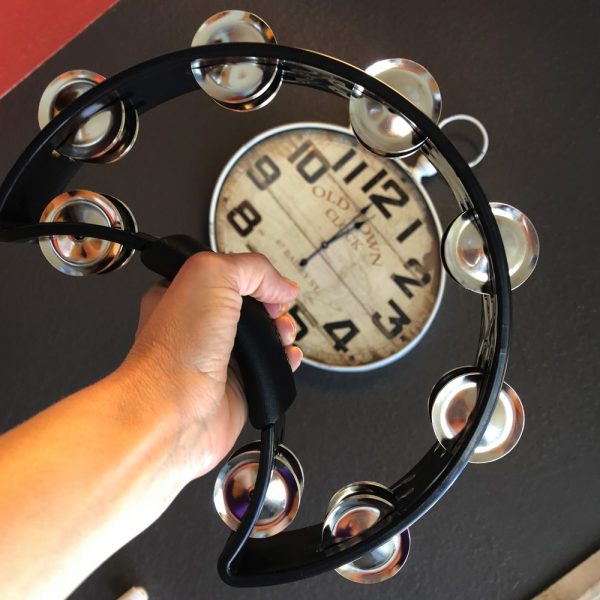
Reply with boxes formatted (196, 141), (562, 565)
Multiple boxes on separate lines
(0, 10), (539, 587)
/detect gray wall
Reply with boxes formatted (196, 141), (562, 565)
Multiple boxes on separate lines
(0, 1), (598, 598)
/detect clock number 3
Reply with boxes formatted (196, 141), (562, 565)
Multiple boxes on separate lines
(372, 300), (411, 339)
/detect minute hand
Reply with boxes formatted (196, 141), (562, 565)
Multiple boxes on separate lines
(299, 205), (371, 267)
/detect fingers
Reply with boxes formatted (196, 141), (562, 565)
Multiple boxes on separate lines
(183, 252), (300, 305)
(264, 301), (291, 319)
(274, 313), (296, 345)
(274, 312), (303, 371)
(285, 346), (303, 372)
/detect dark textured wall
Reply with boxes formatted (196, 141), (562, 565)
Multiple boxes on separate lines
(0, 1), (598, 599)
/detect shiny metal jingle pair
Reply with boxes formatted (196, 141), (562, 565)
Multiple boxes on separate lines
(38, 68), (140, 275)
(429, 367), (525, 463)
(191, 12), (539, 291)
(214, 445), (409, 584)
(38, 190), (137, 277)
(38, 69), (138, 163)
(190, 11), (442, 159)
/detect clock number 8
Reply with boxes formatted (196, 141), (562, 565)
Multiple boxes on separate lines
(226, 200), (261, 237)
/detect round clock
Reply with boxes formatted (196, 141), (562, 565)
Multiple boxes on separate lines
(209, 122), (445, 371)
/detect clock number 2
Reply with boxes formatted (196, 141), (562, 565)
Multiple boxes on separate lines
(372, 259), (431, 339)
(323, 319), (360, 353)
(226, 200), (261, 237)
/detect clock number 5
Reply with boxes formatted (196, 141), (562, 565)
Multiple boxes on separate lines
(288, 305), (309, 341)
(226, 200), (261, 237)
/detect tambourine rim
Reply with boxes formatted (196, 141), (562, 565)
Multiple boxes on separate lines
(0, 42), (512, 585)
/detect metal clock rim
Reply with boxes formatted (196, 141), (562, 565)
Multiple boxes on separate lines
(208, 120), (447, 373)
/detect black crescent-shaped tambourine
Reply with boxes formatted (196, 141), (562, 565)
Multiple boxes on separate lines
(0, 10), (539, 588)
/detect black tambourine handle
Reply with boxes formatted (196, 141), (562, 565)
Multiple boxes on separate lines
(140, 234), (297, 429)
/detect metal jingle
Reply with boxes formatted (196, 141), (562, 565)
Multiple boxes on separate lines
(349, 58), (442, 158)
(213, 441), (304, 538)
(326, 481), (394, 515)
(323, 482), (410, 584)
(38, 70), (125, 160)
(442, 202), (539, 293)
(429, 368), (525, 463)
(89, 105), (140, 164)
(38, 190), (138, 277)
(190, 10), (282, 111)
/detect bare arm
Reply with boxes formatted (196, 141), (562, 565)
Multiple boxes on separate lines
(0, 252), (301, 600)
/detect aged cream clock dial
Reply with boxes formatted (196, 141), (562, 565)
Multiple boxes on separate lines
(209, 122), (445, 371)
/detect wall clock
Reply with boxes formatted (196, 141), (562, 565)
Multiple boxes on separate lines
(210, 117), (488, 371)
(210, 122), (449, 371)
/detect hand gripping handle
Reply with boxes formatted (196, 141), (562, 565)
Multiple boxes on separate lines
(140, 234), (296, 429)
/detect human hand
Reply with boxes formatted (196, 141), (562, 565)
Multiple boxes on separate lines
(118, 252), (301, 484)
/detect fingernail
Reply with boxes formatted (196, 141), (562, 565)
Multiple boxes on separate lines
(265, 304), (281, 318)
(284, 314), (297, 341)
(291, 346), (303, 371)
(284, 277), (300, 290)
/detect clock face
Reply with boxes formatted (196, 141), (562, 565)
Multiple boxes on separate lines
(210, 123), (444, 371)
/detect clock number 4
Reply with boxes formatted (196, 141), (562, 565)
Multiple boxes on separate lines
(324, 319), (359, 353)
(288, 307), (358, 354)
(226, 200), (261, 237)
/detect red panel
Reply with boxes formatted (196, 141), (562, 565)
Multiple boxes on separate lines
(0, 0), (119, 98)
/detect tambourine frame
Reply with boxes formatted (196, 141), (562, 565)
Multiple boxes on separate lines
(0, 43), (511, 587)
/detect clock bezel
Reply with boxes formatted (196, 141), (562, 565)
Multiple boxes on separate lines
(208, 121), (446, 372)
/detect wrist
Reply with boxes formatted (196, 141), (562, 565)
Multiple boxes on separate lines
(109, 357), (214, 487)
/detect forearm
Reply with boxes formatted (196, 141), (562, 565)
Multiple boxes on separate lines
(0, 369), (187, 600)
